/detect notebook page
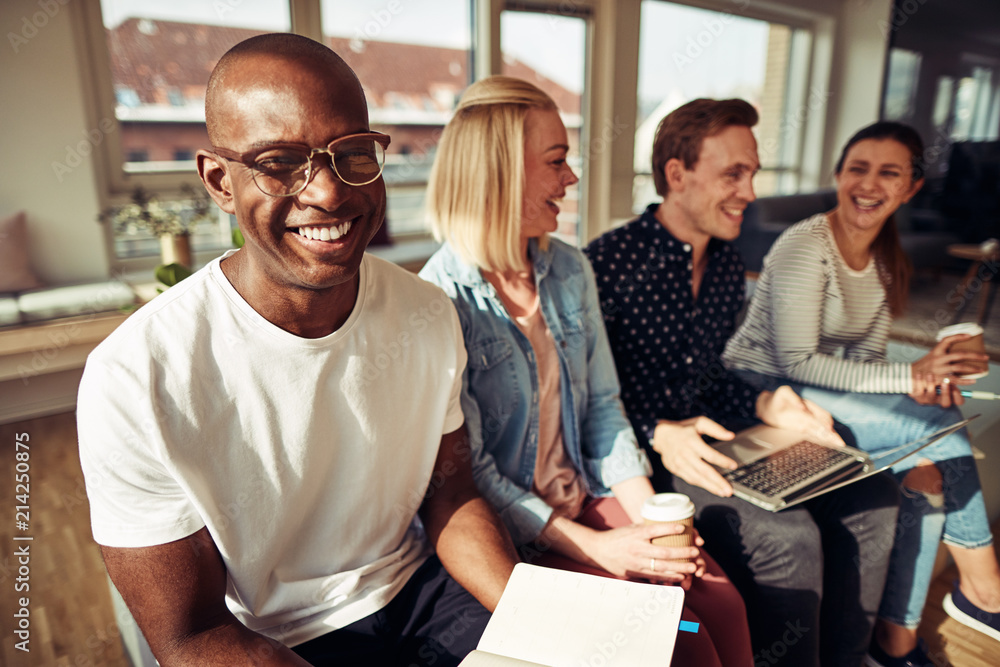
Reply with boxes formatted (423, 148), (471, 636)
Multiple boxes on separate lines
(477, 563), (684, 666)
(458, 650), (548, 666)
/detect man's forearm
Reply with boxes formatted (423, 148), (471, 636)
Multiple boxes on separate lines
(429, 495), (518, 612)
(157, 620), (311, 667)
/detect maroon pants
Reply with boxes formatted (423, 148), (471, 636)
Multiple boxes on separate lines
(530, 497), (753, 667)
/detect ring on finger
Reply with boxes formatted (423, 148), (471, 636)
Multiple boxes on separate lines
(650, 557), (656, 572)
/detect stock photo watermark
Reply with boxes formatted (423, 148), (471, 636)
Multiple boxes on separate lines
(879, 0), (930, 37)
(672, 0), (752, 72)
(7, 0), (70, 53)
(16, 272), (133, 384)
(51, 118), (118, 183)
(349, 0), (403, 50)
(12, 431), (33, 653)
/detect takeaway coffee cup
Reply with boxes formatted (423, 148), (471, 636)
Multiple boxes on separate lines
(641, 493), (696, 557)
(936, 322), (989, 380)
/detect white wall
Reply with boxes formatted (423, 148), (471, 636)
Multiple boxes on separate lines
(822, 0), (895, 185)
(0, 0), (109, 285)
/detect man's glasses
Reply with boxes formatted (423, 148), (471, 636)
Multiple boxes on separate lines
(211, 132), (391, 198)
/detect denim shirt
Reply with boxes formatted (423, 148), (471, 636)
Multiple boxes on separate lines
(420, 238), (651, 545)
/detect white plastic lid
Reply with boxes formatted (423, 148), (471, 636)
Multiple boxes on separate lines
(936, 322), (984, 341)
(641, 493), (695, 522)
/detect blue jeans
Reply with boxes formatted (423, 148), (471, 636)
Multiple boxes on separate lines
(736, 371), (993, 628)
(668, 473), (898, 667)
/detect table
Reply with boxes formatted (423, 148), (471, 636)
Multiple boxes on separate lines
(946, 244), (999, 325)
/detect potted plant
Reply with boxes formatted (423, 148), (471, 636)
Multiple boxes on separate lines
(100, 185), (214, 280)
(99, 184), (213, 286)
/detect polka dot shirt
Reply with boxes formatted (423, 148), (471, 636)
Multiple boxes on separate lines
(583, 204), (759, 443)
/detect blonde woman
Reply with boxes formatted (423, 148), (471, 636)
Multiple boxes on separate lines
(419, 76), (752, 666)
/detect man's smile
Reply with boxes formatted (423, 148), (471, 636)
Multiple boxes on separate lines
(293, 220), (354, 242)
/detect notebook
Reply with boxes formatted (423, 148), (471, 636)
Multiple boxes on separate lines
(459, 563), (685, 666)
(711, 416), (977, 512)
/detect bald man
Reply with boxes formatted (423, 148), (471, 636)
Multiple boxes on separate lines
(78, 34), (517, 666)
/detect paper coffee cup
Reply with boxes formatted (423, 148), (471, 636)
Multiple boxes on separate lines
(936, 323), (988, 379)
(641, 493), (696, 558)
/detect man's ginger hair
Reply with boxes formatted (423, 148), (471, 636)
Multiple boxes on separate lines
(652, 98), (758, 197)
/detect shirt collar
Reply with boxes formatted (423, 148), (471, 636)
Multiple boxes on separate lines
(440, 237), (552, 288)
(639, 202), (729, 260)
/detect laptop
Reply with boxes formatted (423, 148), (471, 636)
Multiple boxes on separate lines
(711, 416), (978, 512)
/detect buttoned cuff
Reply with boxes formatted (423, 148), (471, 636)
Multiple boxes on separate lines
(584, 432), (653, 491)
(499, 493), (555, 546)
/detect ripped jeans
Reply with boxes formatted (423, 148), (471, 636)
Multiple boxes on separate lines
(735, 371), (993, 628)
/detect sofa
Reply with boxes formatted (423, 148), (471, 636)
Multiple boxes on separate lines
(0, 212), (137, 424)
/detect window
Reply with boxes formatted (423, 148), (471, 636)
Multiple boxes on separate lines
(100, 1), (292, 175)
(96, 0), (292, 261)
(321, 0), (473, 240)
(79, 1), (613, 265)
(883, 48), (922, 122)
(932, 76), (955, 135)
(952, 64), (1000, 141)
(632, 0), (813, 210)
(501, 9), (588, 244)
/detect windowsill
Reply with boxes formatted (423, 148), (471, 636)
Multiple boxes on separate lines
(367, 238), (442, 273)
(118, 237), (443, 290)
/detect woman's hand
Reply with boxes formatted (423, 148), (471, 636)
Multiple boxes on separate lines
(910, 334), (983, 406)
(581, 522), (706, 588)
(652, 418), (737, 497)
(912, 334), (989, 381)
(756, 385), (846, 447)
(910, 372), (967, 407)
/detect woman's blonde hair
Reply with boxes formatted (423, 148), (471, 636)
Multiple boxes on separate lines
(426, 75), (558, 273)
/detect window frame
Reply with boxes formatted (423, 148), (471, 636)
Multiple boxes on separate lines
(76, 0), (611, 270)
(501, 2), (595, 245)
(627, 0), (826, 211)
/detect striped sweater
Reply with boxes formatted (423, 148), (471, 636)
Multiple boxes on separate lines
(722, 214), (913, 393)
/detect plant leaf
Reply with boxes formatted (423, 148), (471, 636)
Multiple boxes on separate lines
(155, 262), (194, 287)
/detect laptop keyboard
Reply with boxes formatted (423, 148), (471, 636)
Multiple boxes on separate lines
(724, 441), (855, 497)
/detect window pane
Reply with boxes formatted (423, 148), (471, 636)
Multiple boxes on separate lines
(883, 48), (922, 122)
(633, 1), (804, 210)
(101, 1), (291, 174)
(101, 1), (291, 260)
(321, 0), (472, 240)
(501, 10), (587, 245)
(932, 76), (954, 134)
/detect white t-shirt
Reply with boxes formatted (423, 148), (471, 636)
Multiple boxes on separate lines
(78, 251), (467, 647)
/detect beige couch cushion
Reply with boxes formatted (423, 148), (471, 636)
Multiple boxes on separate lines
(0, 212), (43, 292)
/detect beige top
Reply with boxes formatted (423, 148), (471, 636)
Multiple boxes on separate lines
(487, 270), (587, 521)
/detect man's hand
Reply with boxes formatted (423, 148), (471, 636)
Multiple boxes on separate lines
(756, 385), (846, 447)
(651, 417), (737, 497)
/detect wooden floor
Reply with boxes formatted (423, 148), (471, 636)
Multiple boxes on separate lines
(0, 412), (127, 667)
(1, 411), (998, 666)
(919, 542), (1000, 667)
